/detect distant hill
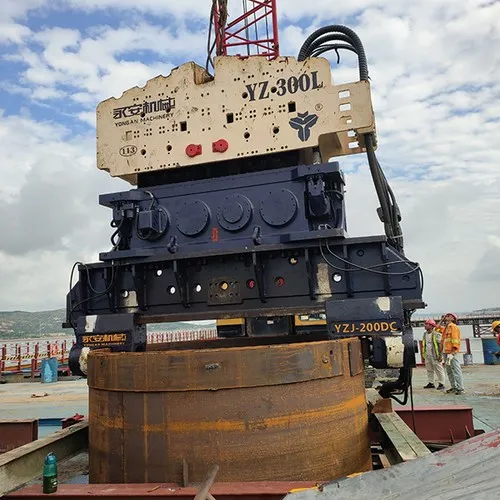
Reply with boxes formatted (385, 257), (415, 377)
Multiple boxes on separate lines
(0, 309), (67, 339)
(0, 308), (215, 340)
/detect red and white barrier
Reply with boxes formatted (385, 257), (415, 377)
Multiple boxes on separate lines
(0, 328), (218, 377)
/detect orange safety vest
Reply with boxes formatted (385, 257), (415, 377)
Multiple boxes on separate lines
(440, 322), (461, 354)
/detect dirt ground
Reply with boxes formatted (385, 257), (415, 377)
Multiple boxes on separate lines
(0, 377), (88, 420)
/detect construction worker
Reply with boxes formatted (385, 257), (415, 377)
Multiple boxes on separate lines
(422, 319), (445, 390)
(492, 320), (500, 359)
(438, 312), (464, 394)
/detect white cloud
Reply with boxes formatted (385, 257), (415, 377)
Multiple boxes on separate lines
(77, 111), (96, 127)
(345, 168), (500, 312)
(0, 22), (32, 43)
(31, 86), (63, 99)
(6, 23), (206, 115)
(0, 110), (129, 309)
(65, 0), (208, 16)
(0, 0), (499, 314)
(0, 0), (47, 22)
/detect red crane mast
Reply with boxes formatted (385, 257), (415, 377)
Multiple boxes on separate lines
(207, 0), (279, 69)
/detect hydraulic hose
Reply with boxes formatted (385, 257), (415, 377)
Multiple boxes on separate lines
(312, 44), (358, 59)
(305, 33), (358, 56)
(299, 24), (405, 254)
(365, 134), (394, 237)
(298, 25), (368, 81)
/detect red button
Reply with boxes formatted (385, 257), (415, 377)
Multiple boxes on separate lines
(186, 144), (202, 157)
(246, 279), (256, 289)
(212, 139), (229, 153)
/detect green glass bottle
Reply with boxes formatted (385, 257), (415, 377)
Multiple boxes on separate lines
(42, 452), (58, 493)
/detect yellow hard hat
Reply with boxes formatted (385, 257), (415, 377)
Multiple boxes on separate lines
(492, 320), (500, 331)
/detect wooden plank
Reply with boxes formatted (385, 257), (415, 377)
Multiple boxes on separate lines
(375, 412), (430, 464)
(376, 413), (416, 462)
(0, 421), (88, 496)
(390, 413), (431, 458)
(379, 453), (391, 469)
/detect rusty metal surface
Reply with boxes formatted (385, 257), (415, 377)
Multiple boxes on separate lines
(348, 342), (364, 377)
(89, 340), (344, 392)
(0, 420), (38, 454)
(395, 406), (476, 444)
(88, 338), (371, 484)
(8, 481), (318, 499)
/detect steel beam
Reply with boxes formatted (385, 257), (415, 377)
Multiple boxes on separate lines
(0, 420), (38, 454)
(0, 421), (88, 497)
(395, 406), (478, 444)
(8, 481), (316, 499)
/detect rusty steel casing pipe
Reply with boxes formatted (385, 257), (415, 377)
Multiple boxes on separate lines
(87, 338), (371, 483)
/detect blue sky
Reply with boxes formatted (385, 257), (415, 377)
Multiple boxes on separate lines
(1, 0), (500, 313)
